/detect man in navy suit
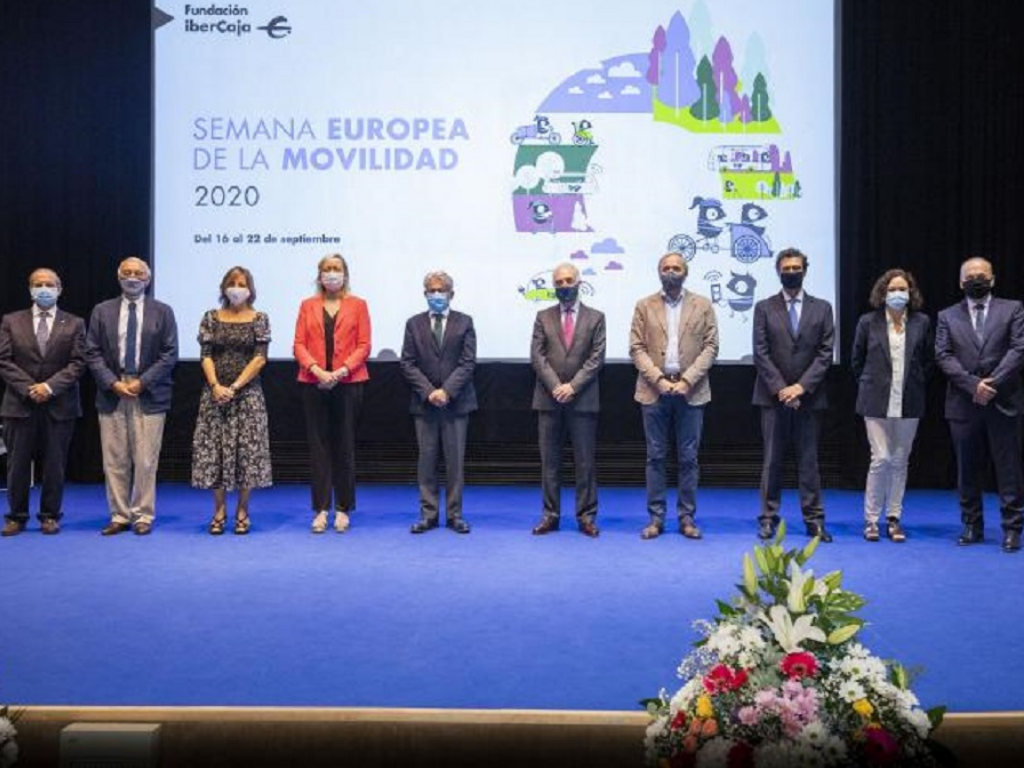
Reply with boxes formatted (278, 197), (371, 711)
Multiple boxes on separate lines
(0, 268), (86, 536)
(935, 257), (1024, 552)
(85, 257), (178, 536)
(400, 270), (477, 534)
(529, 262), (606, 537)
(752, 248), (835, 542)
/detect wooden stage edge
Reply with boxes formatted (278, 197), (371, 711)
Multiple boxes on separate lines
(12, 706), (1024, 767)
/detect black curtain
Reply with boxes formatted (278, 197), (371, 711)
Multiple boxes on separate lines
(2, 1), (1023, 488)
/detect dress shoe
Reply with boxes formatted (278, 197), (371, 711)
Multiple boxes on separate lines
(886, 518), (906, 543)
(578, 521), (600, 538)
(680, 518), (702, 540)
(957, 525), (984, 546)
(757, 519), (777, 540)
(532, 518), (560, 535)
(2, 519), (26, 537)
(805, 523), (833, 543)
(410, 518), (440, 534)
(863, 522), (880, 542)
(132, 521), (153, 536)
(1001, 530), (1021, 553)
(446, 518), (471, 534)
(640, 524), (662, 540)
(41, 519), (61, 535)
(101, 521), (130, 536)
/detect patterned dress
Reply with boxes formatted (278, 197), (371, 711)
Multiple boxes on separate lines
(191, 310), (273, 490)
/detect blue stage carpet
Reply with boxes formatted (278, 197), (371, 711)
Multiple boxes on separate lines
(1, 484), (1022, 712)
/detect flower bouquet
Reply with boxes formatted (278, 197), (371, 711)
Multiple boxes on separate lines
(643, 524), (947, 767)
(0, 701), (17, 768)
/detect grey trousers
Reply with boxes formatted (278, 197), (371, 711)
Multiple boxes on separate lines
(98, 398), (166, 524)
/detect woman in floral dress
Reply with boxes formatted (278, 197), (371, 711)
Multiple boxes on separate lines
(191, 266), (272, 534)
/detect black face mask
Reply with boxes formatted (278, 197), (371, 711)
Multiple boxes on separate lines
(780, 271), (804, 290)
(660, 273), (685, 292)
(963, 276), (992, 300)
(555, 284), (579, 303)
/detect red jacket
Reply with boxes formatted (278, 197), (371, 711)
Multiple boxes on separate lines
(293, 294), (371, 384)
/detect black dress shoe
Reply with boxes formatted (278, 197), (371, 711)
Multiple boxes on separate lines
(578, 521), (600, 538)
(805, 523), (833, 543)
(679, 518), (702, 540)
(446, 518), (471, 534)
(757, 520), (776, 540)
(101, 521), (131, 536)
(133, 521), (153, 536)
(957, 525), (984, 546)
(532, 517), (559, 535)
(410, 518), (440, 534)
(1001, 530), (1021, 553)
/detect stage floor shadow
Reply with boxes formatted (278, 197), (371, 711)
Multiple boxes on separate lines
(2, 484), (1022, 713)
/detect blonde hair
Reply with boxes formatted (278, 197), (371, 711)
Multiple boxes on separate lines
(316, 253), (350, 296)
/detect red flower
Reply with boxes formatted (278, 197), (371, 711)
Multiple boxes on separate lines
(780, 652), (819, 679)
(727, 741), (754, 768)
(863, 725), (900, 765)
(670, 710), (688, 730)
(703, 664), (749, 693)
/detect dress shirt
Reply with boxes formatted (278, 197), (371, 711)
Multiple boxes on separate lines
(886, 312), (907, 418)
(662, 291), (683, 374)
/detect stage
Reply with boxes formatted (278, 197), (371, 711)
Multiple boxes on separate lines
(2, 485), (1022, 714)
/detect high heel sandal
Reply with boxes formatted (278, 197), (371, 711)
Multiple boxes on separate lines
(209, 511), (227, 536)
(234, 510), (251, 535)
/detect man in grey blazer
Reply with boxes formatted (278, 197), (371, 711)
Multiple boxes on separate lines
(630, 253), (719, 539)
(0, 268), (86, 536)
(753, 248), (835, 542)
(85, 257), (178, 536)
(530, 262), (606, 537)
(400, 270), (477, 534)
(935, 257), (1024, 552)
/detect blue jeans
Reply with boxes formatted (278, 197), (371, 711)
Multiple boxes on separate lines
(641, 397), (705, 526)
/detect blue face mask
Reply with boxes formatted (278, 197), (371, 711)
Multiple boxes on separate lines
(31, 286), (59, 309)
(555, 284), (579, 304)
(426, 292), (449, 314)
(885, 290), (909, 310)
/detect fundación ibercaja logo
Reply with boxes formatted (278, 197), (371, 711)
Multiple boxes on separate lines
(159, 4), (292, 39)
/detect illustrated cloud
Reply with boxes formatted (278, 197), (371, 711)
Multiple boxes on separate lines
(620, 85), (641, 95)
(597, 91), (613, 100)
(568, 86), (584, 94)
(591, 237), (624, 254)
(608, 61), (642, 78)
(585, 73), (607, 84)
(604, 261), (624, 271)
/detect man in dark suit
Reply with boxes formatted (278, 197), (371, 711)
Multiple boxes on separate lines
(530, 262), (606, 537)
(0, 268), (86, 536)
(935, 257), (1024, 552)
(400, 270), (477, 534)
(752, 247), (835, 542)
(85, 257), (178, 536)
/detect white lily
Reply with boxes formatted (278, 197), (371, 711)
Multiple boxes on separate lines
(786, 562), (814, 614)
(759, 604), (826, 653)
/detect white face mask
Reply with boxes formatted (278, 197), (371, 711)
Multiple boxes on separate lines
(120, 277), (148, 298)
(225, 286), (251, 307)
(320, 271), (345, 292)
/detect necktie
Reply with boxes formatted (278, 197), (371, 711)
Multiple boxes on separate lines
(974, 303), (986, 342)
(562, 307), (575, 347)
(788, 298), (799, 334)
(432, 313), (444, 347)
(36, 311), (50, 356)
(125, 301), (138, 375)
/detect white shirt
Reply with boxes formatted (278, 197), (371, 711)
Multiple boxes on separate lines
(886, 312), (907, 418)
(118, 295), (146, 372)
(31, 303), (56, 339)
(429, 306), (449, 338)
(662, 291), (684, 374)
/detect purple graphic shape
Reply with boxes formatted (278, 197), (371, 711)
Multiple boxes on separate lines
(591, 237), (624, 254)
(647, 25), (667, 85)
(512, 195), (592, 234)
(537, 54), (652, 114)
(711, 37), (743, 124)
(657, 12), (699, 109)
(604, 261), (624, 271)
(570, 250), (589, 260)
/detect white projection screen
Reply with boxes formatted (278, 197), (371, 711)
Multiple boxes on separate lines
(153, 0), (836, 361)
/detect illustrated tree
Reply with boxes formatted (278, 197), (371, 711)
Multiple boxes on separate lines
(771, 171), (782, 198)
(782, 151), (793, 173)
(768, 144), (781, 172)
(690, 55), (719, 121)
(657, 12), (699, 112)
(751, 72), (773, 122)
(646, 25), (667, 85)
(793, 180), (803, 198)
(739, 94), (752, 124)
(711, 36), (743, 125)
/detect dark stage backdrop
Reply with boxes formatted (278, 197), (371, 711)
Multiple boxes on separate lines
(2, 1), (1023, 491)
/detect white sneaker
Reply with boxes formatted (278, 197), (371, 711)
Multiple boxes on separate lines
(334, 510), (350, 533)
(311, 510), (328, 534)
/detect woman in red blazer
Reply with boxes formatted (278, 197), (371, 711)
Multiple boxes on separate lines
(293, 253), (372, 533)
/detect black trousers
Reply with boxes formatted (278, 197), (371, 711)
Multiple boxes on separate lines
(758, 406), (825, 524)
(300, 382), (363, 513)
(949, 408), (1024, 532)
(537, 408), (598, 523)
(4, 412), (76, 522)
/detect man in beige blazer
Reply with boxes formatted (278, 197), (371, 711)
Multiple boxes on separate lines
(629, 252), (719, 539)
